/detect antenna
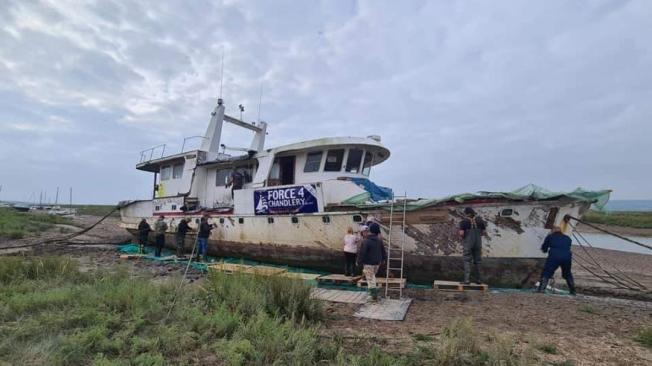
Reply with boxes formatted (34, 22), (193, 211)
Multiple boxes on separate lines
(219, 47), (225, 99)
(257, 82), (264, 122)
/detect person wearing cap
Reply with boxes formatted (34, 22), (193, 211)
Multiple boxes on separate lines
(458, 207), (487, 284)
(357, 223), (387, 301)
(137, 218), (151, 254)
(154, 215), (168, 257)
(537, 226), (576, 295)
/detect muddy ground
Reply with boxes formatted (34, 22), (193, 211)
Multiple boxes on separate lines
(1, 215), (651, 365)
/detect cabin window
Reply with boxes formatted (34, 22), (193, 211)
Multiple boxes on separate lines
(269, 156), (295, 186)
(345, 149), (364, 173)
(215, 169), (231, 186)
(160, 166), (171, 181)
(352, 215), (362, 223)
(501, 209), (513, 217)
(235, 164), (256, 183)
(361, 151), (373, 176)
(303, 151), (323, 172)
(172, 163), (184, 179)
(324, 149), (345, 172)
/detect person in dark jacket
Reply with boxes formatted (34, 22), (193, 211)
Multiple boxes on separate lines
(458, 207), (487, 284)
(197, 216), (214, 262)
(137, 219), (151, 254)
(154, 215), (168, 257)
(175, 218), (190, 258)
(357, 223), (387, 301)
(537, 226), (576, 295)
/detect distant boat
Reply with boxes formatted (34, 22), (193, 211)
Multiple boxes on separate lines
(10, 203), (31, 212)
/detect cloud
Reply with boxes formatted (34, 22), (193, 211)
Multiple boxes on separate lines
(0, 0), (651, 204)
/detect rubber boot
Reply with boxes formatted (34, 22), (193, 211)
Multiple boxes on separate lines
(472, 263), (483, 284)
(463, 262), (471, 284)
(537, 277), (549, 293)
(566, 277), (576, 295)
(370, 288), (379, 302)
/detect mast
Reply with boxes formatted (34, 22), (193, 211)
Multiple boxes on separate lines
(55, 187), (59, 205)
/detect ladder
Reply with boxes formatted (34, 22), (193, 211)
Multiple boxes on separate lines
(384, 193), (407, 298)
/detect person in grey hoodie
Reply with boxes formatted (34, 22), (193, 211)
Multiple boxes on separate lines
(357, 223), (387, 301)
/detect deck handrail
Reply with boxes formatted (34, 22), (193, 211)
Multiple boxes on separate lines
(181, 136), (207, 153)
(139, 144), (167, 163)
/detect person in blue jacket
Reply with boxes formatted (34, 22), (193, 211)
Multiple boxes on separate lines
(537, 226), (576, 295)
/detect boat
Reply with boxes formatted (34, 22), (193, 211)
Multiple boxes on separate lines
(118, 98), (610, 286)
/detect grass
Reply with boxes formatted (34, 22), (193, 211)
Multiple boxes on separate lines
(0, 256), (541, 365)
(583, 210), (652, 229)
(72, 205), (119, 217)
(0, 208), (72, 239)
(578, 304), (597, 314)
(536, 343), (557, 354)
(634, 327), (652, 349)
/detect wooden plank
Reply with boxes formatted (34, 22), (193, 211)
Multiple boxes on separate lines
(357, 278), (406, 289)
(310, 288), (368, 304)
(316, 274), (362, 285)
(282, 272), (321, 281)
(353, 298), (413, 321)
(433, 280), (488, 292)
(243, 265), (286, 276)
(207, 263), (252, 274)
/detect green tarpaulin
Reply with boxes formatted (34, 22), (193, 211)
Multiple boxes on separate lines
(345, 184), (611, 211)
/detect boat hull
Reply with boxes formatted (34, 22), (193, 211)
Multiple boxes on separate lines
(121, 198), (589, 286)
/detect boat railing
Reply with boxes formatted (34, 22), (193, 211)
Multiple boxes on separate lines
(139, 144), (167, 163)
(181, 136), (207, 153)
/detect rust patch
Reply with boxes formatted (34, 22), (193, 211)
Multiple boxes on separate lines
(404, 223), (460, 256)
(493, 215), (524, 234)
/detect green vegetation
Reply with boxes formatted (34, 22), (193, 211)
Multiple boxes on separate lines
(634, 327), (652, 349)
(536, 343), (557, 354)
(583, 210), (652, 229)
(0, 256), (540, 365)
(577, 304), (597, 314)
(72, 205), (119, 217)
(0, 208), (71, 239)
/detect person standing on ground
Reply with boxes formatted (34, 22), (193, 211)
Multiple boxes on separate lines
(537, 226), (576, 295)
(197, 215), (214, 262)
(137, 218), (151, 254)
(343, 227), (358, 276)
(154, 215), (168, 257)
(458, 207), (487, 284)
(357, 223), (387, 301)
(175, 218), (190, 258)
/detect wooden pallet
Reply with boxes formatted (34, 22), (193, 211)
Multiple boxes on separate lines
(119, 254), (147, 260)
(283, 272), (322, 281)
(433, 280), (488, 292)
(207, 263), (287, 276)
(310, 288), (368, 304)
(357, 277), (406, 289)
(316, 274), (362, 285)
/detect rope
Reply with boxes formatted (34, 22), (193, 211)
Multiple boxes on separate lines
(571, 226), (647, 290)
(0, 207), (120, 251)
(165, 232), (200, 321)
(567, 216), (652, 251)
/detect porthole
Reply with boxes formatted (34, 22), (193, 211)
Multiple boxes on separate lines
(291, 217), (299, 224)
(322, 216), (331, 224)
(267, 217), (274, 224)
(501, 209), (513, 217)
(219, 218), (225, 224)
(238, 217), (244, 224)
(352, 215), (362, 223)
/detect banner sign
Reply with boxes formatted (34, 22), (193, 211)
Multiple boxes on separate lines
(254, 184), (319, 215)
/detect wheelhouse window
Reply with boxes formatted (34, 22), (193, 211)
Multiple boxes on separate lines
(160, 166), (171, 181)
(215, 168), (231, 186)
(324, 149), (344, 172)
(362, 151), (373, 176)
(234, 163), (256, 183)
(172, 163), (184, 179)
(303, 151), (323, 172)
(345, 149), (364, 173)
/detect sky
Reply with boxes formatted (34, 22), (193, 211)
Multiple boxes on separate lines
(1, 0), (651, 204)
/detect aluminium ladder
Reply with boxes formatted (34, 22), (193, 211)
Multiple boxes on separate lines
(384, 193), (407, 299)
